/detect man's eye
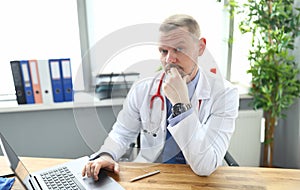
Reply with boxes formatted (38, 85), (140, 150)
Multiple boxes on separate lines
(175, 47), (183, 52)
(160, 49), (168, 55)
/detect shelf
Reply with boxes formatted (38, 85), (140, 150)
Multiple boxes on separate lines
(0, 92), (125, 113)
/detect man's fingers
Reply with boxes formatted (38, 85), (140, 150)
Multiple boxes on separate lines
(85, 162), (92, 177)
(114, 162), (120, 174)
(82, 156), (119, 181)
(91, 164), (95, 177)
(82, 155), (119, 181)
(82, 166), (86, 177)
(93, 163), (102, 181)
(170, 67), (181, 77)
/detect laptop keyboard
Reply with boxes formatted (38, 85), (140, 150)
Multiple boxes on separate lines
(40, 166), (85, 190)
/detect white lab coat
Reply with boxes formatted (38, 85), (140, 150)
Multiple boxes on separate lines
(99, 66), (239, 176)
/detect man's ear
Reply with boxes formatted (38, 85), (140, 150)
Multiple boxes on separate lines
(198, 38), (206, 56)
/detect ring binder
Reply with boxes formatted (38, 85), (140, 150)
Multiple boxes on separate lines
(28, 60), (43, 104)
(10, 61), (27, 104)
(49, 59), (64, 102)
(20, 60), (35, 104)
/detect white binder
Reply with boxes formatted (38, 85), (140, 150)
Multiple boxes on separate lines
(37, 60), (54, 104)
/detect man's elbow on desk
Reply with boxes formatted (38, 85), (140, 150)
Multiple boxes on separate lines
(191, 167), (216, 177)
(188, 156), (219, 176)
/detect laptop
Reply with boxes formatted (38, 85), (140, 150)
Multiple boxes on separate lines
(0, 133), (125, 190)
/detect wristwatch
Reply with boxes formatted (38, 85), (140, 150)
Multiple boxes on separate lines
(172, 103), (192, 117)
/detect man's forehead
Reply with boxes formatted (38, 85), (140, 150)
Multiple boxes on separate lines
(160, 27), (191, 38)
(158, 27), (196, 46)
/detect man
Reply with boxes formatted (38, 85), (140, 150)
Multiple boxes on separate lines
(82, 14), (239, 180)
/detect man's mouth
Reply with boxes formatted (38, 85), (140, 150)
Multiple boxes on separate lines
(164, 64), (186, 78)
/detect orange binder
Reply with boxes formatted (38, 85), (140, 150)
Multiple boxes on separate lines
(28, 59), (43, 103)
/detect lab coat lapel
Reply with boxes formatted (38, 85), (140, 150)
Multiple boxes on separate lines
(194, 68), (211, 100)
(191, 68), (211, 109)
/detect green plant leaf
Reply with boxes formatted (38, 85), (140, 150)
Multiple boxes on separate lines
(237, 0), (300, 119)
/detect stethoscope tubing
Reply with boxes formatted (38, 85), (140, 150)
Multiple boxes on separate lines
(150, 73), (166, 110)
(144, 72), (166, 137)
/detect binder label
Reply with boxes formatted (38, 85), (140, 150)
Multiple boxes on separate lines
(50, 61), (61, 79)
(61, 60), (71, 78)
(29, 61), (38, 84)
(21, 64), (31, 87)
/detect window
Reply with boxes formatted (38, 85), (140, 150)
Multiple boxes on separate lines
(0, 0), (83, 103)
(230, 0), (252, 94)
(85, 0), (229, 85)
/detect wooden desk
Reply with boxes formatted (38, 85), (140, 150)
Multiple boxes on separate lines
(1, 157), (300, 190)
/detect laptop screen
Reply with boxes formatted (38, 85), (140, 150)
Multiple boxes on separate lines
(0, 133), (31, 181)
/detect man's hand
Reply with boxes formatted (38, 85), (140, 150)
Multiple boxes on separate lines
(82, 154), (120, 181)
(163, 67), (190, 105)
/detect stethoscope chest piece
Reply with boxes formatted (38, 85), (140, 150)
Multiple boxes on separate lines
(143, 128), (158, 137)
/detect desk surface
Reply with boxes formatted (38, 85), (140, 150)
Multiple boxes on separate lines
(1, 157), (300, 190)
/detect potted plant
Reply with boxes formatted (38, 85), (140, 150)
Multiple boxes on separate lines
(236, 0), (300, 167)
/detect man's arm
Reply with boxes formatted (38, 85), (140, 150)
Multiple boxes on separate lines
(82, 82), (144, 180)
(169, 86), (239, 176)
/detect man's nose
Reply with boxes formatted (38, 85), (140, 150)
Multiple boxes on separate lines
(166, 51), (177, 63)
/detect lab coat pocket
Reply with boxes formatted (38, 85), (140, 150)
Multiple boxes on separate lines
(139, 131), (164, 162)
(140, 120), (158, 147)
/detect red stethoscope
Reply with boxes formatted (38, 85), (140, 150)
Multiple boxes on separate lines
(143, 72), (166, 137)
(150, 73), (166, 111)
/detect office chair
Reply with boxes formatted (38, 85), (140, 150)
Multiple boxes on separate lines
(224, 151), (239, 166)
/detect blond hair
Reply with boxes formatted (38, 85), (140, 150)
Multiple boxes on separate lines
(159, 14), (201, 38)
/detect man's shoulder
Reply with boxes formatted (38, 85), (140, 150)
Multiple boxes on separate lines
(198, 69), (238, 96)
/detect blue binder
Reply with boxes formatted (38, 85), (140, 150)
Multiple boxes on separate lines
(49, 59), (64, 102)
(60, 58), (73, 101)
(20, 60), (35, 104)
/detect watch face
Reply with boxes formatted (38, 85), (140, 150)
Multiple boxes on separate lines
(172, 103), (192, 117)
(178, 105), (185, 112)
(172, 103), (187, 117)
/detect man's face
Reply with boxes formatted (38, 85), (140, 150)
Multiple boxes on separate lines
(158, 27), (201, 79)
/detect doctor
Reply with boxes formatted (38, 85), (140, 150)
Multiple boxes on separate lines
(82, 14), (239, 180)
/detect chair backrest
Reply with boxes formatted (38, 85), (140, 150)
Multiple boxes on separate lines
(224, 151), (239, 166)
